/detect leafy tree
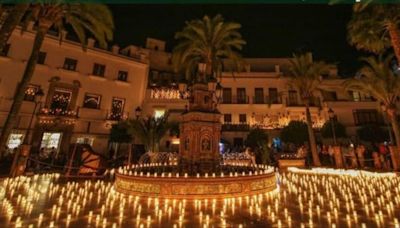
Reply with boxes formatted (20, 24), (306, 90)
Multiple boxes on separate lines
(321, 120), (347, 139)
(357, 124), (389, 143)
(287, 53), (330, 166)
(125, 114), (172, 153)
(348, 4), (400, 63)
(245, 127), (268, 149)
(0, 2), (114, 156)
(172, 14), (246, 82)
(344, 54), (400, 158)
(280, 121), (309, 146)
(109, 122), (133, 144)
(245, 128), (269, 165)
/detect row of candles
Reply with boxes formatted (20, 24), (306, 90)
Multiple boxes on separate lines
(0, 168), (399, 227)
(116, 163), (275, 178)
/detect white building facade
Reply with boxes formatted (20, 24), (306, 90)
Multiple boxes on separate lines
(0, 33), (387, 155)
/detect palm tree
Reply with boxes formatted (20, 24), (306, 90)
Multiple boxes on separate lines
(126, 114), (172, 153)
(0, 4), (30, 53)
(0, 2), (114, 157)
(287, 52), (330, 167)
(348, 4), (400, 64)
(172, 14), (246, 82)
(344, 54), (400, 162)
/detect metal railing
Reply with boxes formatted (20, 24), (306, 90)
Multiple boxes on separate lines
(221, 96), (250, 104)
(222, 123), (250, 131)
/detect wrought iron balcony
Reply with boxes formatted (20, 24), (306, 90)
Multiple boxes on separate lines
(222, 123), (250, 131)
(221, 96), (249, 104)
(105, 111), (129, 121)
(38, 107), (79, 118)
(252, 96), (282, 105)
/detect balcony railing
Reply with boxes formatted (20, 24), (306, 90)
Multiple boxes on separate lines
(222, 123), (250, 131)
(252, 96), (282, 104)
(38, 107), (79, 118)
(221, 96), (249, 104)
(105, 111), (129, 121)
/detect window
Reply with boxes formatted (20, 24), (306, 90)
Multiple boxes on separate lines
(76, 137), (94, 146)
(92, 63), (106, 77)
(224, 114), (232, 123)
(239, 114), (247, 123)
(254, 88), (264, 104)
(353, 109), (379, 125)
(1, 43), (10, 56)
(50, 88), (72, 112)
(108, 97), (125, 120)
(154, 109), (165, 119)
(117, 71), (128, 81)
(288, 90), (298, 106)
(237, 88), (247, 104)
(24, 85), (40, 101)
(349, 91), (361, 102)
(269, 88), (279, 104)
(63, 58), (77, 71)
(37, 51), (47, 64)
(40, 132), (62, 150)
(83, 93), (101, 109)
(222, 88), (232, 104)
(7, 133), (24, 149)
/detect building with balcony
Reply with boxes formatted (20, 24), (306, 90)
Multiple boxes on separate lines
(142, 41), (386, 148)
(0, 32), (388, 156)
(0, 25), (149, 155)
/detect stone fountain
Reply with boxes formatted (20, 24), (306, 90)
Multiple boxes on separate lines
(114, 65), (277, 199)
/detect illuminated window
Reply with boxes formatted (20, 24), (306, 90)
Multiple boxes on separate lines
(154, 109), (165, 119)
(76, 137), (94, 146)
(40, 132), (62, 150)
(24, 85), (40, 101)
(7, 133), (24, 149)
(83, 93), (101, 109)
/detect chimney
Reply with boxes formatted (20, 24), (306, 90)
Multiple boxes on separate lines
(87, 38), (95, 48)
(27, 21), (35, 31)
(60, 30), (67, 41)
(112, 45), (120, 54)
(245, 64), (251, 72)
(275, 65), (280, 74)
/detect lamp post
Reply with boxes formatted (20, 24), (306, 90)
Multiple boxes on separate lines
(24, 88), (44, 145)
(135, 106), (142, 120)
(328, 108), (337, 145)
(381, 103), (394, 144)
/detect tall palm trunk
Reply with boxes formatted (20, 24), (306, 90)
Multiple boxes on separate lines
(305, 103), (321, 166)
(0, 4), (29, 53)
(389, 110), (400, 159)
(0, 25), (48, 157)
(387, 22), (400, 65)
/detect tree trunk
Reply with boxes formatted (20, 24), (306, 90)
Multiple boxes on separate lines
(0, 4), (29, 53)
(305, 104), (321, 166)
(387, 22), (400, 65)
(0, 26), (48, 158)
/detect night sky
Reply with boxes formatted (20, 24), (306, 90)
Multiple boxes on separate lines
(109, 4), (365, 76)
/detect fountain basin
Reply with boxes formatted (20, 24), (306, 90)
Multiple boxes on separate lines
(115, 165), (277, 199)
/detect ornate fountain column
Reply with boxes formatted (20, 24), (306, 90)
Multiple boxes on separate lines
(179, 83), (222, 173)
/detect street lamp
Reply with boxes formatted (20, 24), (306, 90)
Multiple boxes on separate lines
(328, 108), (337, 145)
(135, 106), (142, 120)
(24, 88), (44, 145)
